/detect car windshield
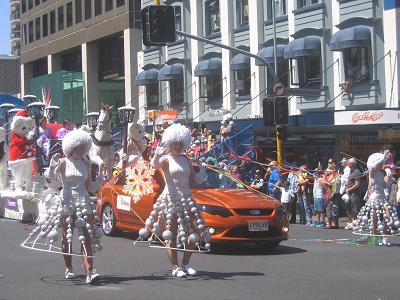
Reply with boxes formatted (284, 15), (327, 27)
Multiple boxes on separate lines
(196, 170), (245, 189)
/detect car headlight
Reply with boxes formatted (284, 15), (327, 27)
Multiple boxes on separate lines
(275, 205), (287, 218)
(201, 205), (233, 217)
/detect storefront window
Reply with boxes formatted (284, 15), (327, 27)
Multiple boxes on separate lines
(265, 0), (287, 20)
(205, 0), (220, 35)
(343, 48), (370, 82)
(146, 84), (159, 108)
(200, 75), (222, 101)
(170, 80), (184, 104)
(291, 56), (321, 88)
(237, 0), (249, 26)
(235, 69), (251, 97)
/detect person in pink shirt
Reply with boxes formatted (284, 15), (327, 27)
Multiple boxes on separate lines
(56, 119), (73, 140)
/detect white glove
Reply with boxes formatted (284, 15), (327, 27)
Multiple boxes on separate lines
(49, 153), (61, 168)
(27, 131), (34, 140)
(201, 162), (208, 168)
(120, 153), (128, 161)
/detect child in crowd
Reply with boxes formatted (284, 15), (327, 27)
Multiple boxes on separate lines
(313, 170), (325, 228)
(279, 181), (294, 212)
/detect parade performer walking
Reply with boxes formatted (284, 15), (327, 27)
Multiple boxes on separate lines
(352, 150), (400, 245)
(21, 129), (104, 284)
(138, 123), (210, 278)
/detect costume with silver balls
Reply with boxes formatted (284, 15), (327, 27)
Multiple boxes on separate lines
(138, 124), (211, 251)
(352, 152), (400, 236)
(21, 129), (103, 256)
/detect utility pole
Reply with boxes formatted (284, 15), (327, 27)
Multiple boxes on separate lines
(272, 0), (283, 166)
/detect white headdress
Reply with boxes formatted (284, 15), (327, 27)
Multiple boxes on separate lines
(62, 129), (93, 158)
(161, 123), (191, 150)
(367, 152), (385, 172)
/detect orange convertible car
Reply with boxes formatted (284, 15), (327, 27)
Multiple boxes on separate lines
(97, 170), (289, 248)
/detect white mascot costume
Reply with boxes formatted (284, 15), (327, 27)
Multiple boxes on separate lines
(117, 122), (147, 170)
(9, 110), (35, 192)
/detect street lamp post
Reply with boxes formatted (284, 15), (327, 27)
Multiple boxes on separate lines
(86, 112), (100, 132)
(26, 102), (45, 176)
(117, 106), (136, 171)
(45, 106), (60, 123)
(0, 103), (16, 145)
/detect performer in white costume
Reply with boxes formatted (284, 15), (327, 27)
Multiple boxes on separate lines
(138, 124), (210, 278)
(352, 150), (400, 245)
(21, 129), (104, 284)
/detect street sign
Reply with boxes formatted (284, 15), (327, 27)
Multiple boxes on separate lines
(272, 81), (286, 96)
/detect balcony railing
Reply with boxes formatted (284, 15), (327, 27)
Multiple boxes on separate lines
(10, 31), (21, 39)
(10, 11), (21, 21)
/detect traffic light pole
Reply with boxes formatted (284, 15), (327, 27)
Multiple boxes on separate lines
(276, 125), (283, 167)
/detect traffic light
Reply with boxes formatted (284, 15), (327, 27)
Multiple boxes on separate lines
(142, 5), (176, 46)
(262, 98), (274, 126)
(274, 97), (289, 126)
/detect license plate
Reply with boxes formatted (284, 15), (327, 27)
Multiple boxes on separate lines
(248, 221), (269, 231)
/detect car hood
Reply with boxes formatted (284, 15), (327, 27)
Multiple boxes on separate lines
(191, 188), (280, 209)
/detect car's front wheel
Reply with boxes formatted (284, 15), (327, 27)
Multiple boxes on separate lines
(255, 240), (281, 249)
(102, 205), (119, 236)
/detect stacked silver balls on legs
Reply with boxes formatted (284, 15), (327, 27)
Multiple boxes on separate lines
(21, 195), (103, 257)
(135, 190), (212, 253)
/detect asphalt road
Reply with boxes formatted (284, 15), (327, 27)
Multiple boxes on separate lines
(1, 217), (399, 300)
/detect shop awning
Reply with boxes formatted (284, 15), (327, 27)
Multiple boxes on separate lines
(255, 45), (286, 66)
(158, 64), (184, 81)
(230, 54), (250, 71)
(135, 69), (159, 86)
(194, 58), (222, 76)
(284, 36), (321, 59)
(330, 26), (371, 51)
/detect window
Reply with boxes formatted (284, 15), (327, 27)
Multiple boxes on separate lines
(175, 6), (182, 32)
(58, 6), (64, 31)
(66, 2), (73, 27)
(28, 0), (33, 10)
(234, 69), (251, 97)
(290, 56), (321, 88)
(105, 0), (113, 11)
(297, 0), (318, 9)
(343, 48), (370, 82)
(146, 84), (159, 108)
(35, 0), (40, 6)
(22, 0), (26, 13)
(170, 80), (184, 104)
(35, 17), (40, 40)
(28, 21), (33, 43)
(266, 0), (287, 20)
(85, 0), (92, 19)
(50, 10), (56, 34)
(42, 14), (48, 37)
(117, 0), (124, 7)
(22, 24), (27, 45)
(200, 75), (222, 101)
(237, 0), (249, 26)
(205, 0), (220, 35)
(75, 0), (82, 23)
(32, 58), (48, 78)
(95, 0), (102, 16)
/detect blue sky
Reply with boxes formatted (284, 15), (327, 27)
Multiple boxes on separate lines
(0, 0), (11, 55)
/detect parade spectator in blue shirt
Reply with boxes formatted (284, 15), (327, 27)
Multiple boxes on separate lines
(268, 161), (281, 200)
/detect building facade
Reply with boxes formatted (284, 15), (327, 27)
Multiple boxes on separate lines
(10, 0), (21, 56)
(0, 56), (21, 95)
(19, 0), (142, 123)
(137, 0), (400, 164)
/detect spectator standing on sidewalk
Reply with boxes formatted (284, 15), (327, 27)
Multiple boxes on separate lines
(323, 159), (338, 229)
(279, 181), (294, 213)
(287, 166), (298, 224)
(344, 158), (361, 230)
(268, 161), (282, 200)
(297, 164), (313, 225)
(313, 169), (325, 227)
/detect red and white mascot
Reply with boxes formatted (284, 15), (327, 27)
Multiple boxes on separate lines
(9, 110), (35, 192)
